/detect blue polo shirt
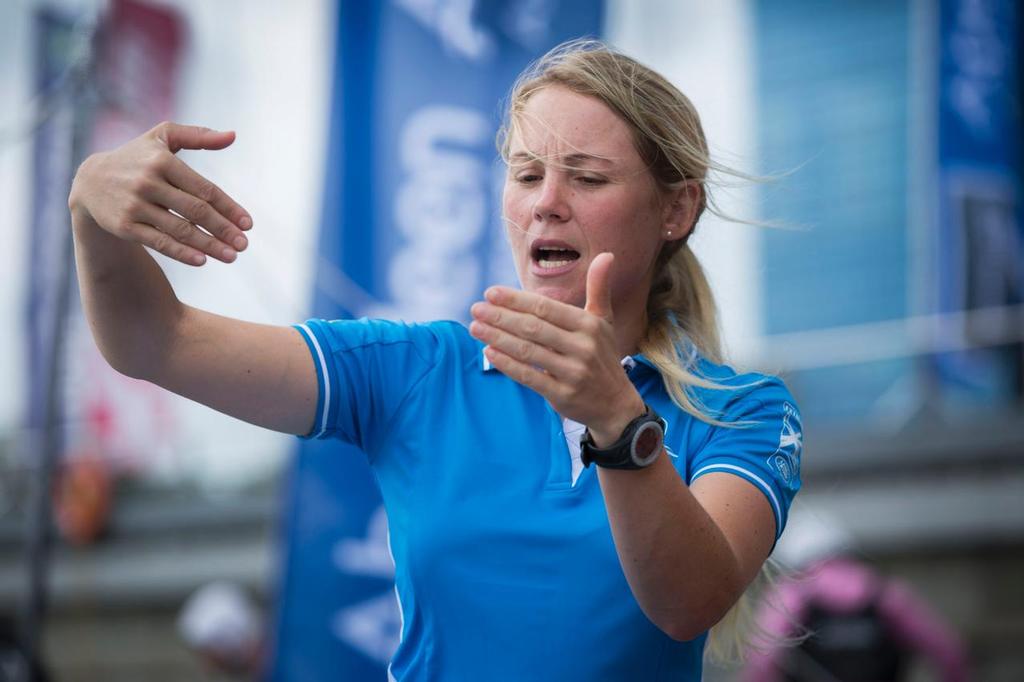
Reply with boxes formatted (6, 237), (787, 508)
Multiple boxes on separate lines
(294, 318), (802, 681)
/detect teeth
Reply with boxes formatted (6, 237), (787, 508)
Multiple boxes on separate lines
(534, 245), (577, 269)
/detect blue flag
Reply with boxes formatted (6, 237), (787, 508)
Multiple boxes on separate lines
(934, 0), (1022, 401)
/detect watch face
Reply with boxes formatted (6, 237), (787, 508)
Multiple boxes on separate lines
(631, 421), (664, 466)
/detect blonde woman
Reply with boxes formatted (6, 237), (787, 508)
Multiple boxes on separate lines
(69, 40), (801, 680)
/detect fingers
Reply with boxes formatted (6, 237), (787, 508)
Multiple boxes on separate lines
(470, 302), (586, 355)
(482, 346), (560, 396)
(126, 222), (209, 266)
(76, 122), (253, 266)
(144, 181), (249, 253)
(484, 286), (589, 331)
(137, 204), (238, 263)
(469, 319), (579, 378)
(484, 253), (616, 330)
(163, 154), (252, 231)
(584, 252), (615, 321)
(154, 122), (236, 153)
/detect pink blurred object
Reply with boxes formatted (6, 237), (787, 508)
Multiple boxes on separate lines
(742, 510), (970, 682)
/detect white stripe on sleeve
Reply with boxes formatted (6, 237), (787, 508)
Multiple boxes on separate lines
(298, 324), (331, 438)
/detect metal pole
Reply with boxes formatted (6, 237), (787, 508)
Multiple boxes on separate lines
(20, 205), (75, 682)
(19, 9), (99, 679)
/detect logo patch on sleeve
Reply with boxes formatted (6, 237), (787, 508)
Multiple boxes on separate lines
(768, 402), (802, 488)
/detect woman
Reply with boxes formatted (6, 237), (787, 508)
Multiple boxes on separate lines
(68, 41), (801, 680)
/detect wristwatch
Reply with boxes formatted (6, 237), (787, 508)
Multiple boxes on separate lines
(580, 404), (666, 470)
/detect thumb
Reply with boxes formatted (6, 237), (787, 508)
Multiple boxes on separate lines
(154, 122), (236, 153)
(584, 252), (615, 321)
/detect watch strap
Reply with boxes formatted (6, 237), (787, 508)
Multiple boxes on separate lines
(580, 404), (665, 470)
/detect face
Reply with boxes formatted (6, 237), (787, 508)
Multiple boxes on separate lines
(502, 85), (680, 312)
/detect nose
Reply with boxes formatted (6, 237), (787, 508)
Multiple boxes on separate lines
(533, 174), (571, 223)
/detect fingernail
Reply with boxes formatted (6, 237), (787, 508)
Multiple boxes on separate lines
(239, 216), (252, 229)
(193, 254), (206, 266)
(234, 235), (248, 250)
(222, 248), (236, 261)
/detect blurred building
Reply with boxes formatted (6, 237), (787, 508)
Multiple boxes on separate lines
(0, 0), (1020, 680)
(743, 1), (1024, 679)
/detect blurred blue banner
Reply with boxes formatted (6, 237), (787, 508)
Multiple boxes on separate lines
(934, 0), (1022, 403)
(25, 9), (78, 464)
(269, 2), (603, 679)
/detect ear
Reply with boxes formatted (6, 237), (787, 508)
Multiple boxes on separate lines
(661, 181), (702, 242)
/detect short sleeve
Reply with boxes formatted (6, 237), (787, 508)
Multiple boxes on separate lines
(293, 318), (439, 452)
(688, 377), (802, 541)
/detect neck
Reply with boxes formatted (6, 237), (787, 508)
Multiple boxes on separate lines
(614, 306), (647, 358)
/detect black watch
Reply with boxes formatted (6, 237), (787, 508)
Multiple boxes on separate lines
(580, 404), (666, 470)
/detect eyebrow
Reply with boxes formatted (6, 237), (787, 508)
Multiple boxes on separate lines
(508, 151), (615, 167)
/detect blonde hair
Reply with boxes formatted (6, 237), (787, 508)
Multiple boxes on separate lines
(499, 38), (769, 664)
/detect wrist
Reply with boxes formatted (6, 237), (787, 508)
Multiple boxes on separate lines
(581, 402), (666, 470)
(69, 203), (96, 234)
(587, 392), (646, 448)
(68, 155), (97, 215)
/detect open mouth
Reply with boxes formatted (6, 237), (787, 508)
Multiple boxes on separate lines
(531, 242), (581, 269)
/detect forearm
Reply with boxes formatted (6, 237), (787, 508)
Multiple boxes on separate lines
(69, 200), (183, 379)
(597, 455), (747, 641)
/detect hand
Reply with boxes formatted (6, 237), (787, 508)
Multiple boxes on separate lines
(68, 122), (252, 266)
(469, 252), (645, 443)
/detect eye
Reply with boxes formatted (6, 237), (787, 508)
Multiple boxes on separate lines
(515, 173), (542, 184)
(577, 175), (607, 186)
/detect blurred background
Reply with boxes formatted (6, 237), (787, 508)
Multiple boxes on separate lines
(0, 0), (1021, 680)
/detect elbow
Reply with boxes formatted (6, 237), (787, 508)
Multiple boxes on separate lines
(89, 304), (184, 383)
(91, 328), (161, 382)
(652, 583), (746, 643)
(661, 621), (706, 643)
(97, 343), (147, 381)
(657, 613), (722, 643)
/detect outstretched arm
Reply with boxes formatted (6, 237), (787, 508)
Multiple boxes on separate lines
(69, 122), (317, 435)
